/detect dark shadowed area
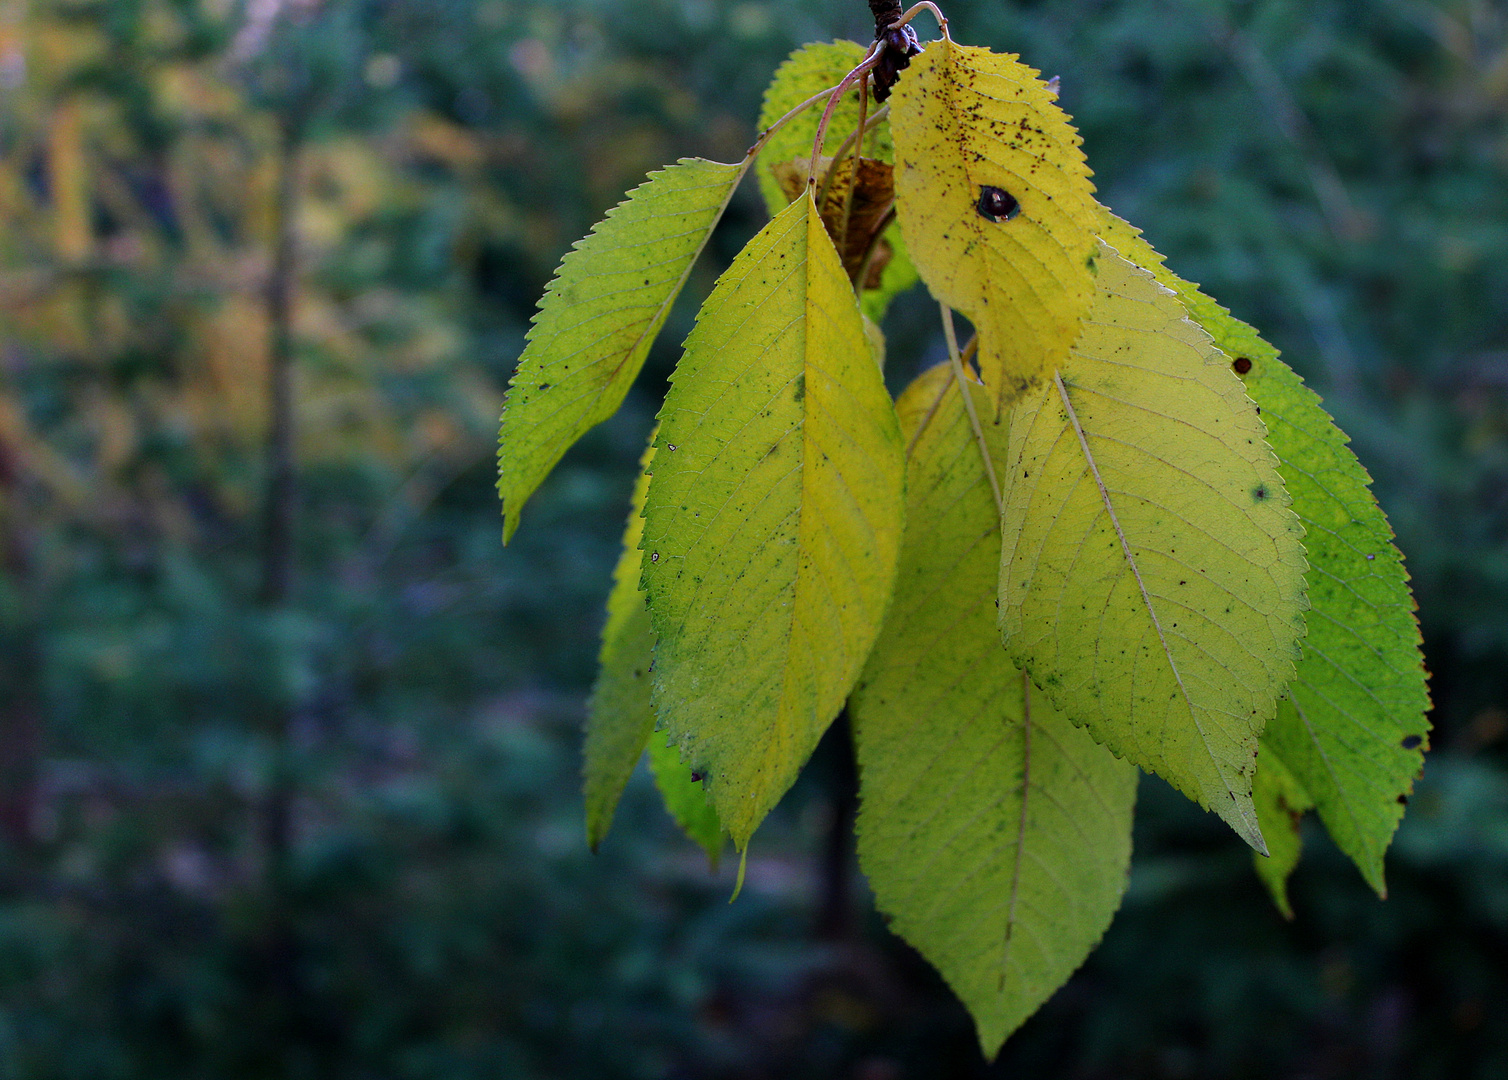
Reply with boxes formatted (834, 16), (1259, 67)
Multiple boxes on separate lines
(0, 0), (1504, 1077)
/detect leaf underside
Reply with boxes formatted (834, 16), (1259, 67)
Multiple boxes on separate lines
(853, 364), (1136, 1058)
(641, 193), (905, 849)
(999, 241), (1309, 852)
(498, 157), (742, 542)
(1251, 743), (1314, 919)
(647, 733), (724, 863)
(1100, 212), (1430, 896)
(891, 39), (1102, 409)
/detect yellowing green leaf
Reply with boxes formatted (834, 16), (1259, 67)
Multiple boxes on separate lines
(1251, 743), (1315, 919)
(583, 439), (660, 850)
(853, 364), (1136, 1058)
(890, 39), (1101, 408)
(1100, 212), (1430, 894)
(498, 158), (743, 541)
(642, 193), (906, 849)
(999, 241), (1309, 852)
(646, 734), (724, 864)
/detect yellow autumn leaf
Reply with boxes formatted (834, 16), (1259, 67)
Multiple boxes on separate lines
(852, 364), (1137, 1057)
(999, 241), (1309, 851)
(641, 193), (906, 850)
(890, 38), (1101, 409)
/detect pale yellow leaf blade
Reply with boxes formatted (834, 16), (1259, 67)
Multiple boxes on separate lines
(642, 194), (906, 850)
(498, 158), (743, 541)
(890, 39), (1101, 408)
(999, 241), (1309, 851)
(853, 365), (1136, 1057)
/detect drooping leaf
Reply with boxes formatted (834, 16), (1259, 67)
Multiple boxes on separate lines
(647, 734), (724, 864)
(498, 158), (743, 541)
(583, 438), (660, 850)
(641, 193), (906, 850)
(757, 41), (918, 322)
(890, 38), (1102, 409)
(1100, 212), (1431, 894)
(582, 434), (728, 856)
(999, 241), (1309, 852)
(852, 364), (1136, 1058)
(1251, 743), (1315, 919)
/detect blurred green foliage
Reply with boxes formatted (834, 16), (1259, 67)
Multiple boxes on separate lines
(0, 0), (1503, 1077)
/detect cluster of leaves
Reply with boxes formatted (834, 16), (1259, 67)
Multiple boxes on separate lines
(498, 13), (1432, 1056)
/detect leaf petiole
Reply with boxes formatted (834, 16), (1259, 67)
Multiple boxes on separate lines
(806, 43), (885, 188)
(942, 304), (1002, 515)
(890, 1), (949, 39)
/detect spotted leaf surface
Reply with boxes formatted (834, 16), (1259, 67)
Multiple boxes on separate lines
(999, 242), (1309, 852)
(891, 39), (1101, 409)
(1101, 212), (1430, 893)
(642, 194), (905, 849)
(498, 158), (743, 541)
(853, 364), (1136, 1057)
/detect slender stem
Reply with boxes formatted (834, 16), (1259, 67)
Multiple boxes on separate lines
(905, 333), (977, 458)
(826, 102), (888, 178)
(746, 81), (847, 164)
(262, 113), (299, 608)
(806, 43), (884, 188)
(852, 202), (895, 292)
(836, 73), (869, 251)
(892, 0), (949, 36)
(942, 304), (1002, 516)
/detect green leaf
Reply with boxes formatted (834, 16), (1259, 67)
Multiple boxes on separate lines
(646, 734), (724, 864)
(583, 434), (728, 857)
(756, 41), (893, 218)
(891, 39), (1102, 408)
(642, 193), (906, 850)
(999, 241), (1309, 852)
(498, 158), (743, 542)
(852, 364), (1137, 1058)
(1100, 212), (1430, 894)
(1251, 742), (1315, 919)
(582, 438), (659, 850)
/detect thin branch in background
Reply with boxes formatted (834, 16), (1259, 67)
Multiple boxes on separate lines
(261, 113), (299, 609)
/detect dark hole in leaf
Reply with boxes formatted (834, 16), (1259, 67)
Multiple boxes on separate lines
(1401, 734), (1423, 749)
(690, 771), (704, 783)
(977, 185), (1021, 222)
(1397, 794), (1409, 805)
(1233, 356), (1253, 374)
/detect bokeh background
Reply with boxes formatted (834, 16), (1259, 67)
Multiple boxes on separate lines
(0, 0), (1505, 1076)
